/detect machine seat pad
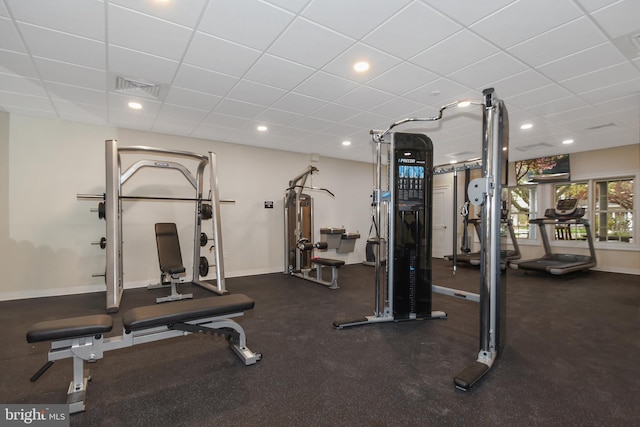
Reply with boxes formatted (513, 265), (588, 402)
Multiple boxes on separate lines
(27, 315), (114, 343)
(312, 258), (345, 267)
(123, 294), (254, 332)
(163, 264), (186, 275)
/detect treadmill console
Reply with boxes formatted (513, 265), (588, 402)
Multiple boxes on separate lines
(544, 198), (584, 219)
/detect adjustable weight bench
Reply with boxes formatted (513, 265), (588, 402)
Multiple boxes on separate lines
(27, 294), (261, 414)
(149, 222), (193, 303)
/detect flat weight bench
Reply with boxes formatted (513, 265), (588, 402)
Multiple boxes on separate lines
(305, 257), (345, 289)
(27, 294), (261, 414)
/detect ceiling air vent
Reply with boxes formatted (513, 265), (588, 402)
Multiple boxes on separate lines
(115, 76), (161, 99)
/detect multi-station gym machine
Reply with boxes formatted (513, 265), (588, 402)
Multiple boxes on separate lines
(335, 88), (509, 391)
(79, 140), (227, 312)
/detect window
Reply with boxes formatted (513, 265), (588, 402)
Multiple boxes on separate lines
(594, 178), (634, 243)
(508, 186), (536, 239)
(554, 182), (588, 241)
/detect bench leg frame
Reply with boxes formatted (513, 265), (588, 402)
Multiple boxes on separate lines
(41, 314), (260, 413)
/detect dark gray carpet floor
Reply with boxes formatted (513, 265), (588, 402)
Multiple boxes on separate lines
(1, 259), (638, 426)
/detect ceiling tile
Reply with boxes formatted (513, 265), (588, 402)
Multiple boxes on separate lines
(289, 115), (333, 132)
(527, 95), (589, 117)
(507, 17), (607, 67)
(302, 0), (411, 39)
(369, 96), (427, 119)
(19, 23), (105, 69)
(7, 0), (104, 40)
(294, 71), (358, 101)
(322, 42), (401, 83)
(410, 29), (498, 76)
(537, 43), (627, 82)
(560, 63), (638, 94)
(506, 83), (574, 109)
(272, 92), (325, 115)
(491, 70), (553, 99)
(244, 54), (315, 90)
(425, 0), (514, 26)
(590, 0), (640, 38)
(0, 73), (46, 96)
(183, 32), (261, 77)
(34, 57), (106, 90)
(108, 45), (179, 85)
(254, 108), (303, 126)
(334, 85), (395, 110)
(268, 18), (354, 69)
(310, 103), (361, 122)
(173, 65), (239, 97)
(404, 78), (474, 106)
(108, 0), (208, 27)
(0, 90), (53, 112)
(199, 0), (294, 50)
(107, 4), (193, 61)
(226, 80), (287, 106)
(0, 16), (26, 52)
(0, 50), (38, 78)
(164, 86), (221, 111)
(157, 103), (209, 123)
(448, 52), (528, 90)
(53, 99), (106, 123)
(578, 77), (640, 104)
(213, 98), (264, 119)
(363, 2), (461, 60)
(470, 0), (582, 49)
(367, 62), (439, 96)
(201, 111), (250, 128)
(45, 81), (105, 105)
(574, 0), (619, 13)
(263, 0), (308, 13)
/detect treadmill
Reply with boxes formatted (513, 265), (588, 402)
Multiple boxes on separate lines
(510, 199), (597, 275)
(445, 213), (521, 268)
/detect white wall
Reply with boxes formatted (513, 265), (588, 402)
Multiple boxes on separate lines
(2, 114), (373, 300)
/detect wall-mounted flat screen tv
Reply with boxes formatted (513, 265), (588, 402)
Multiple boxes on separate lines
(515, 154), (570, 185)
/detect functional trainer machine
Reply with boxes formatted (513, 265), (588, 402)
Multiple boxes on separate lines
(334, 88), (508, 391)
(510, 198), (596, 275)
(79, 140), (228, 312)
(27, 294), (261, 414)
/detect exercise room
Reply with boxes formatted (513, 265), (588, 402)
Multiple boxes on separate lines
(1, 1), (639, 425)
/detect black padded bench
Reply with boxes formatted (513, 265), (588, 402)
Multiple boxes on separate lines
(310, 257), (345, 289)
(27, 295), (261, 414)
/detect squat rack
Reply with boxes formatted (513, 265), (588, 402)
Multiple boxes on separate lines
(82, 140), (227, 312)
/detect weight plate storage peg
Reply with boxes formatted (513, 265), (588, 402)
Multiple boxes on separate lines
(199, 256), (209, 277)
(201, 203), (212, 220)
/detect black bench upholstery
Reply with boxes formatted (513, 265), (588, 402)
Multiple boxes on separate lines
(156, 222), (186, 275)
(27, 314), (113, 343)
(123, 294), (255, 332)
(312, 258), (345, 267)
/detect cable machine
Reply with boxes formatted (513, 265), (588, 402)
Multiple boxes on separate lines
(334, 88), (509, 391)
(80, 140), (227, 312)
(283, 165), (334, 275)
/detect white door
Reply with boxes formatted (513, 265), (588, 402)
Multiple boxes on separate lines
(432, 185), (452, 258)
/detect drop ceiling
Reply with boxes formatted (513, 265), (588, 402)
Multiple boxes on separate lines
(1, 0), (639, 165)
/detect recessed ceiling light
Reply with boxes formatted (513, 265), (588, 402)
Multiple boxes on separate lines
(257, 125), (268, 132)
(457, 101), (471, 107)
(503, 147), (508, 151)
(342, 140), (351, 146)
(353, 61), (369, 72)
(449, 160), (458, 164)
(128, 101), (142, 110)
(520, 123), (533, 130)
(562, 139), (574, 144)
